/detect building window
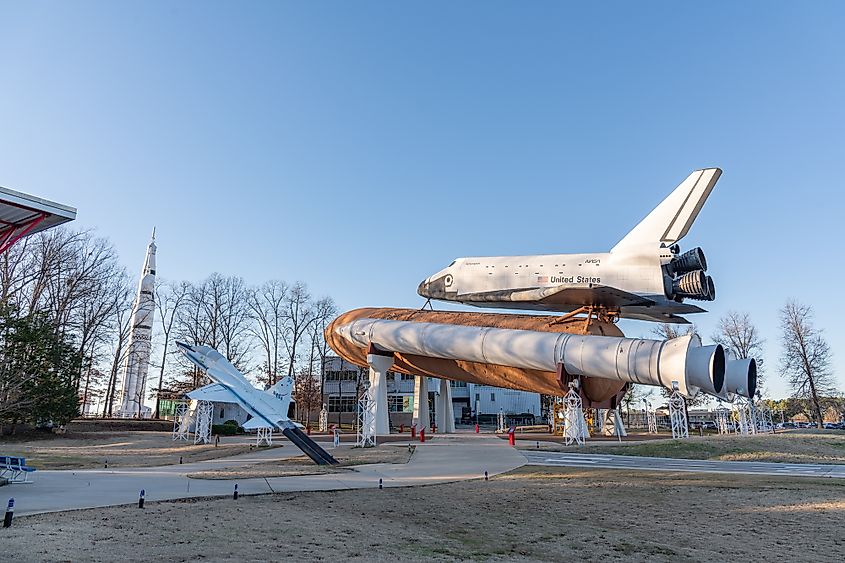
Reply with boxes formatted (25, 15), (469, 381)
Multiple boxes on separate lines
(490, 393), (496, 402)
(325, 369), (359, 381)
(475, 393), (480, 401)
(220, 408), (225, 418)
(328, 397), (356, 413)
(450, 380), (467, 388)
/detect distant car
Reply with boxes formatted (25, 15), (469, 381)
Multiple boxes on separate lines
(702, 421), (717, 430)
(777, 422), (796, 429)
(823, 422), (842, 430)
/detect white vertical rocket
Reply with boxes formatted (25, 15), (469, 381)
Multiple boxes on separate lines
(117, 231), (156, 418)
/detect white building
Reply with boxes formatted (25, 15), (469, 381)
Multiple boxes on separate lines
(322, 356), (540, 427)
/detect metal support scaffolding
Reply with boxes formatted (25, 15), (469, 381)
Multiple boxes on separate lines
(602, 407), (627, 438)
(669, 383), (689, 439)
(497, 410), (506, 433)
(734, 398), (752, 435)
(716, 403), (730, 435)
(193, 401), (213, 445)
(256, 427), (273, 446)
(754, 398), (774, 434)
(644, 399), (658, 434)
(172, 402), (190, 441)
(563, 382), (589, 446)
(318, 406), (328, 433)
(357, 384), (376, 448)
(550, 396), (565, 435)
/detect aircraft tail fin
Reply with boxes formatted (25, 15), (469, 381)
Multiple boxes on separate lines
(611, 168), (721, 252)
(265, 376), (294, 415)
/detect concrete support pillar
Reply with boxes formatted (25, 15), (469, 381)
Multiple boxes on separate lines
(413, 375), (430, 432)
(366, 353), (393, 436)
(435, 378), (456, 433)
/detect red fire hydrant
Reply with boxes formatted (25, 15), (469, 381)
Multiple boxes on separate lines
(475, 423), (480, 433)
(411, 424), (416, 438)
(419, 428), (426, 443)
(508, 426), (515, 446)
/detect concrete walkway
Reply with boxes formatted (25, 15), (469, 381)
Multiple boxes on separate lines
(6, 434), (527, 516)
(524, 450), (845, 478)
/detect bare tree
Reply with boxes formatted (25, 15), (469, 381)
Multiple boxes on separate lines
(712, 311), (766, 390)
(248, 280), (288, 388)
(281, 282), (316, 381)
(152, 280), (190, 418)
(308, 296), (337, 407)
(102, 304), (133, 418)
(651, 323), (698, 340)
(779, 301), (836, 428)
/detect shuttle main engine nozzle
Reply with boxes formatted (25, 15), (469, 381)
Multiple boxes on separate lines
(672, 270), (715, 301)
(672, 247), (708, 274)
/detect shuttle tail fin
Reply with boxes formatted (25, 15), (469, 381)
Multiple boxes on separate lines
(611, 168), (721, 252)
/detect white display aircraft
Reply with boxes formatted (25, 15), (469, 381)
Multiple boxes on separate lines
(176, 341), (338, 465)
(418, 168), (721, 324)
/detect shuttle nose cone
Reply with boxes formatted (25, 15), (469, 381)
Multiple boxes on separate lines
(417, 279), (430, 298)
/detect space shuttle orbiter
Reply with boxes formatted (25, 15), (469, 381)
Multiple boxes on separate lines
(418, 168), (721, 324)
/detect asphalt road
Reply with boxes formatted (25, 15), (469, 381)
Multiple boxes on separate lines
(523, 450), (845, 478)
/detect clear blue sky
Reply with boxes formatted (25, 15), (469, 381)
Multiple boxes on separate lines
(1, 2), (843, 398)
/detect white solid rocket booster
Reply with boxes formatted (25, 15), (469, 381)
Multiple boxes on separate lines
(117, 231), (156, 418)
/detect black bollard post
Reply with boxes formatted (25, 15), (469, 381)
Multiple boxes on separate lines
(179, 456), (183, 464)
(138, 489), (145, 509)
(484, 471), (489, 481)
(379, 478), (383, 490)
(104, 459), (108, 469)
(233, 483), (239, 500)
(536, 441), (539, 449)
(3, 498), (13, 528)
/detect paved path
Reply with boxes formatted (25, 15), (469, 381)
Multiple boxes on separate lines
(523, 450), (845, 478)
(6, 434), (526, 516)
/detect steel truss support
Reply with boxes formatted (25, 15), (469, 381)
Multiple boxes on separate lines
(357, 382), (376, 448)
(563, 381), (589, 446)
(734, 398), (753, 435)
(716, 403), (731, 435)
(550, 396), (566, 436)
(318, 406), (329, 433)
(669, 383), (689, 439)
(644, 399), (658, 434)
(256, 427), (273, 446)
(172, 402), (190, 441)
(193, 400), (213, 445)
(497, 409), (506, 433)
(602, 407), (627, 438)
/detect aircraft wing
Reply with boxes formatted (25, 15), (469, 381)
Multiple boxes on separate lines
(187, 383), (243, 404)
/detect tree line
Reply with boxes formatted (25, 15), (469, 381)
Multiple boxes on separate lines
(0, 228), (336, 432)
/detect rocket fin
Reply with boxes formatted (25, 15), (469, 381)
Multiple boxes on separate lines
(611, 168), (721, 252)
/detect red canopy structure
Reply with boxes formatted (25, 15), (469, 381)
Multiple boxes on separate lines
(0, 186), (76, 254)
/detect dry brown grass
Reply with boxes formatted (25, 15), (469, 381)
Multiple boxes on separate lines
(523, 430), (845, 464)
(2, 466), (844, 561)
(0, 431), (266, 469)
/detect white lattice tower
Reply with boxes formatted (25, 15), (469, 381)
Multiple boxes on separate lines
(356, 384), (376, 448)
(734, 399), (751, 435)
(755, 399), (774, 434)
(716, 403), (730, 435)
(497, 410), (506, 433)
(256, 427), (273, 446)
(644, 400), (658, 434)
(318, 406), (329, 433)
(669, 384), (689, 439)
(172, 402), (190, 441)
(563, 383), (588, 446)
(193, 400), (213, 445)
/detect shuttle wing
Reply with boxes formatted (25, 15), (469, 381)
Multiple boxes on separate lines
(460, 284), (656, 308)
(611, 168), (721, 252)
